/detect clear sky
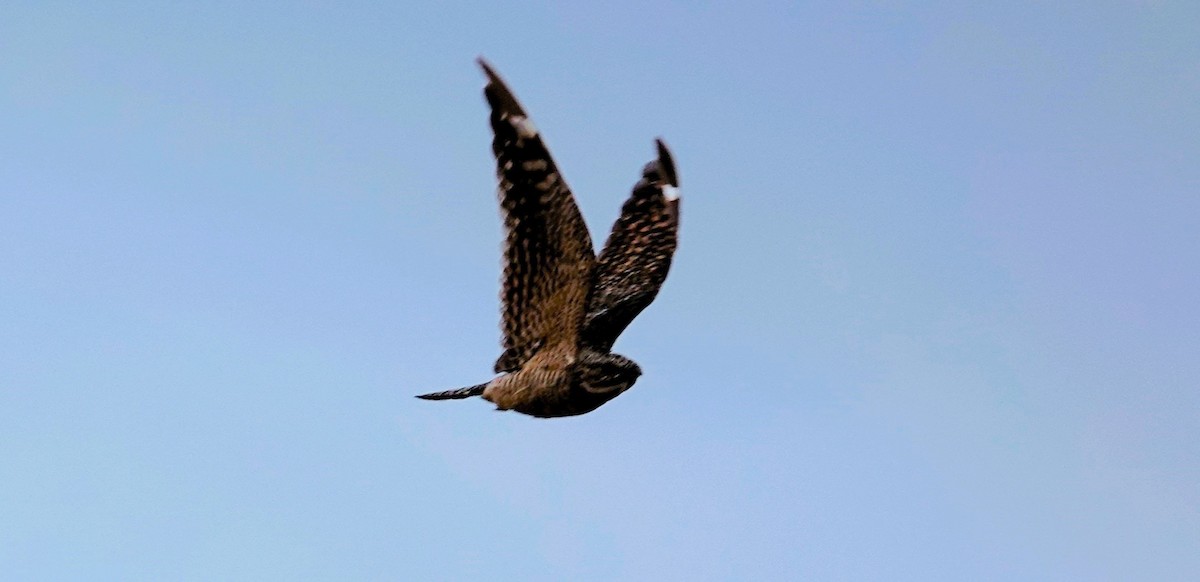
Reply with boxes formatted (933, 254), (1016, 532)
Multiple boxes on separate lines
(2, 2), (1197, 580)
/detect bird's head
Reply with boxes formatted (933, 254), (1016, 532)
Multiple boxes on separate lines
(578, 350), (642, 395)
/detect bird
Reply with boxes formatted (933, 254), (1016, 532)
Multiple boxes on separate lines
(416, 58), (680, 418)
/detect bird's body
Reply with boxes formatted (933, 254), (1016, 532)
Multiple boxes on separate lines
(416, 59), (680, 418)
(482, 347), (636, 417)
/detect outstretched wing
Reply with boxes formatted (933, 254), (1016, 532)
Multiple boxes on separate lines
(582, 139), (680, 351)
(479, 59), (596, 374)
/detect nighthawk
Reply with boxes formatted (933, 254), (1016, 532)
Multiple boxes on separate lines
(416, 59), (681, 418)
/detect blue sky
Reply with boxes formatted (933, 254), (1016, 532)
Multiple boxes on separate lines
(2, 2), (1197, 580)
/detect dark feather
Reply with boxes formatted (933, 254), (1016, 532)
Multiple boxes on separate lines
(415, 382), (487, 400)
(478, 58), (596, 373)
(583, 140), (680, 350)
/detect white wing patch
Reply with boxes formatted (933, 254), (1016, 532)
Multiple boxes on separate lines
(510, 115), (539, 139)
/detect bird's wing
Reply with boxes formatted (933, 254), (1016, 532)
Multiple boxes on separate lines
(479, 59), (596, 374)
(582, 139), (680, 351)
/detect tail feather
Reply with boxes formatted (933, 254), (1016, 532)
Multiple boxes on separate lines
(416, 382), (487, 401)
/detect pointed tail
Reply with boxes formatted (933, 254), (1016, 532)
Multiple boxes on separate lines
(415, 382), (487, 401)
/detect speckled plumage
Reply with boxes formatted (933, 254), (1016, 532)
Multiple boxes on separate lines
(416, 59), (680, 418)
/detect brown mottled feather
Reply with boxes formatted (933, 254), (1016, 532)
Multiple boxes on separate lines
(479, 59), (596, 374)
(418, 60), (677, 417)
(583, 140), (680, 351)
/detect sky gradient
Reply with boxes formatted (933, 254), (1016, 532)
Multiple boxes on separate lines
(2, 2), (1198, 580)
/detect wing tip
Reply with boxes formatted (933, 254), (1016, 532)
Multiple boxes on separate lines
(654, 138), (679, 188)
(477, 56), (527, 118)
(476, 56), (500, 84)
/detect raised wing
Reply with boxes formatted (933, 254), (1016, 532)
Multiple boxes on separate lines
(479, 59), (596, 374)
(582, 139), (680, 351)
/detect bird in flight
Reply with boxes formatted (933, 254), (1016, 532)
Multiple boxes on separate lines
(416, 58), (681, 418)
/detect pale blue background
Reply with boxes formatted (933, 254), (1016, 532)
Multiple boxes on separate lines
(2, 2), (1197, 580)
